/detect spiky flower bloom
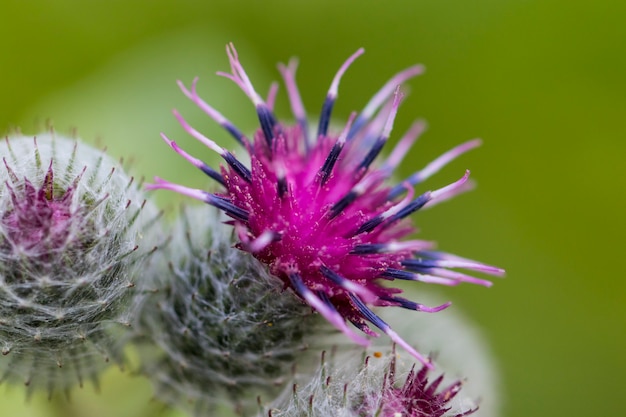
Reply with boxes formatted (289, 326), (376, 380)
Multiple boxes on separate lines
(0, 133), (159, 395)
(133, 205), (320, 416)
(148, 44), (503, 367)
(263, 346), (477, 417)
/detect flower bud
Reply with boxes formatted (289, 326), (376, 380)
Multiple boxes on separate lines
(263, 297), (500, 417)
(133, 205), (320, 416)
(0, 133), (160, 396)
(264, 345), (478, 417)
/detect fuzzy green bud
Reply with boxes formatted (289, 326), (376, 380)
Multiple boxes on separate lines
(133, 205), (321, 416)
(0, 133), (160, 396)
(263, 298), (500, 417)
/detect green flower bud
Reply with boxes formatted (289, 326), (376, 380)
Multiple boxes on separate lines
(133, 205), (322, 416)
(0, 133), (160, 396)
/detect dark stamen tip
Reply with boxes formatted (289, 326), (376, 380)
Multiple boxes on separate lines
(350, 243), (384, 254)
(277, 177), (288, 198)
(354, 215), (384, 235)
(349, 294), (388, 332)
(206, 194), (249, 222)
(387, 184), (405, 200)
(317, 96), (335, 138)
(223, 151), (251, 182)
(358, 138), (386, 172)
(200, 165), (226, 188)
(347, 114), (367, 140)
(257, 105), (277, 150)
(224, 123), (246, 146)
(380, 268), (415, 281)
(387, 192), (431, 224)
(318, 142), (343, 185)
(329, 190), (357, 219)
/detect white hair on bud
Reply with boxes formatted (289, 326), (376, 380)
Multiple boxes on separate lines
(132, 205), (323, 416)
(263, 294), (499, 417)
(0, 133), (161, 397)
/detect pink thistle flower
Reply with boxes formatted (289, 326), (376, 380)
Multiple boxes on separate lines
(148, 43), (503, 368)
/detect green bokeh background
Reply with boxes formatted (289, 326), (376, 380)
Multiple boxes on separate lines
(1, 1), (624, 416)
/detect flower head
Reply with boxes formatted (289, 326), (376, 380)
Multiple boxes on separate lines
(133, 206), (320, 415)
(263, 346), (478, 417)
(0, 133), (160, 395)
(148, 43), (503, 368)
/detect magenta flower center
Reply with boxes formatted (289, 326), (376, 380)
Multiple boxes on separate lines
(227, 126), (411, 316)
(1, 163), (77, 256)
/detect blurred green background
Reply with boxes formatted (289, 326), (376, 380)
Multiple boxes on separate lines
(1, 0), (624, 416)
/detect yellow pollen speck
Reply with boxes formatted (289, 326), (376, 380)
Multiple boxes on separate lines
(373, 351), (382, 358)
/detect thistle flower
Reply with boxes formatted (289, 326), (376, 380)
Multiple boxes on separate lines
(148, 44), (504, 368)
(263, 346), (477, 417)
(133, 205), (320, 416)
(0, 133), (159, 395)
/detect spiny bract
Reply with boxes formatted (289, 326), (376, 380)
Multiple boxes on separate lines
(148, 44), (503, 368)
